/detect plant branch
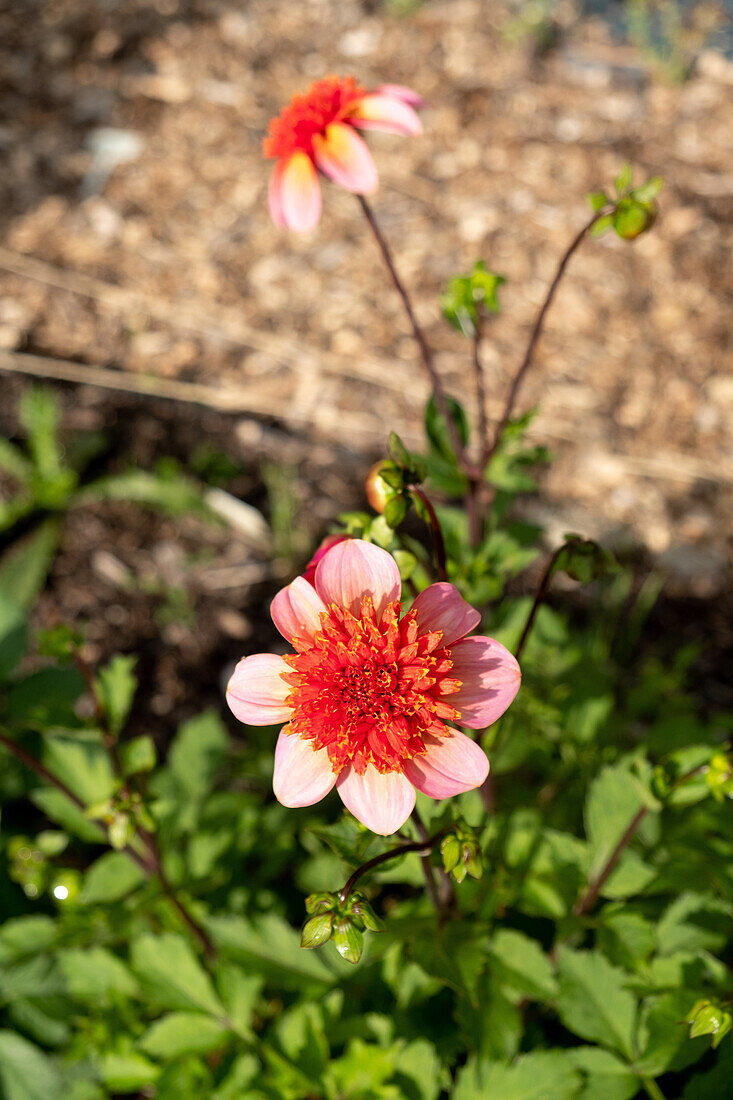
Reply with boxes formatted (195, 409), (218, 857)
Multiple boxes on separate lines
(0, 728), (215, 958)
(338, 825), (450, 906)
(0, 730), (153, 876)
(515, 545), (564, 661)
(573, 765), (706, 917)
(411, 805), (455, 914)
(409, 485), (448, 582)
(473, 315), (490, 460)
(483, 208), (611, 467)
(357, 195), (478, 479)
(641, 1076), (667, 1100)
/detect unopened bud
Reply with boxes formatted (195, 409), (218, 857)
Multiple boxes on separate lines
(365, 462), (394, 514)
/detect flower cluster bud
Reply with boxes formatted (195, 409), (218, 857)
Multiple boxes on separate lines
(364, 433), (427, 530)
(555, 533), (617, 585)
(685, 998), (732, 1048)
(87, 785), (155, 851)
(704, 753), (733, 803)
(301, 889), (384, 963)
(440, 822), (483, 884)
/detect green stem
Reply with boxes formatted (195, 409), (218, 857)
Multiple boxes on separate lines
(641, 1076), (667, 1100)
(338, 825), (450, 906)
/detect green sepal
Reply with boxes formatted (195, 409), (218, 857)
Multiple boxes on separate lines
(332, 918), (364, 964)
(305, 892), (337, 915)
(348, 894), (385, 933)
(384, 494), (409, 530)
(301, 913), (334, 950)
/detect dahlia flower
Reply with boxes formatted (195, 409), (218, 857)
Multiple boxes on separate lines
(264, 76), (423, 233)
(227, 539), (520, 835)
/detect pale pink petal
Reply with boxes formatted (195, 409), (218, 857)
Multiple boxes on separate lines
(337, 766), (416, 835)
(312, 123), (378, 195)
(227, 653), (291, 725)
(271, 576), (328, 647)
(268, 160), (287, 227)
(404, 731), (489, 799)
(450, 636), (521, 728)
(377, 84), (426, 108)
(273, 731), (337, 807)
(314, 538), (401, 618)
(411, 582), (481, 646)
(279, 151), (322, 233)
(302, 534), (349, 587)
(351, 94), (422, 137)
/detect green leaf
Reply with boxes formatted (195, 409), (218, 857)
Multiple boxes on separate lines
(216, 966), (261, 1038)
(566, 1047), (638, 1100)
(384, 493), (409, 529)
(0, 438), (32, 482)
(656, 892), (732, 956)
(0, 1030), (63, 1100)
(591, 214), (613, 238)
(488, 929), (558, 999)
(41, 732), (115, 807)
(682, 1039), (733, 1098)
(0, 521), (59, 609)
(394, 1039), (446, 1100)
(614, 164), (633, 194)
(18, 388), (65, 481)
(139, 1012), (229, 1060)
(424, 394), (470, 464)
(120, 735), (156, 775)
(632, 177), (663, 203)
(588, 190), (610, 212)
(94, 655), (137, 735)
(441, 262), (504, 336)
(0, 917), (57, 965)
(0, 595), (27, 679)
(7, 668), (85, 725)
(29, 788), (106, 844)
(210, 1054), (260, 1100)
(99, 1052), (160, 1093)
(168, 709), (228, 803)
(637, 991), (712, 1076)
(80, 466), (205, 516)
(58, 946), (139, 1003)
(80, 851), (146, 904)
(584, 764), (647, 880)
(208, 914), (337, 990)
(130, 933), (225, 1016)
(454, 1051), (581, 1100)
(555, 947), (638, 1059)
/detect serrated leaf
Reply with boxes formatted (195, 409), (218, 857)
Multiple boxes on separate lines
(0, 521), (59, 609)
(29, 788), (106, 844)
(168, 709), (228, 803)
(79, 851), (147, 904)
(99, 1053), (160, 1093)
(584, 764), (646, 880)
(555, 947), (638, 1059)
(424, 394), (469, 464)
(637, 991), (712, 1076)
(41, 732), (115, 806)
(94, 655), (137, 735)
(454, 1051), (581, 1100)
(0, 1030), (63, 1100)
(130, 933), (225, 1016)
(567, 1047), (638, 1100)
(488, 928), (558, 999)
(139, 1012), (228, 1060)
(58, 946), (139, 1003)
(120, 735), (156, 775)
(207, 914), (337, 990)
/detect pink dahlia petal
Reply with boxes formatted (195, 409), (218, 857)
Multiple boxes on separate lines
(271, 576), (328, 647)
(404, 731), (489, 799)
(273, 731), (337, 807)
(450, 636), (521, 728)
(227, 653), (291, 725)
(312, 123), (378, 195)
(351, 93), (422, 137)
(337, 765), (416, 835)
(411, 582), (481, 646)
(314, 538), (401, 618)
(377, 83), (425, 108)
(302, 534), (350, 587)
(268, 160), (287, 227)
(279, 151), (322, 232)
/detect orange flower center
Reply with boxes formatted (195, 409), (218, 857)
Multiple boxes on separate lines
(263, 75), (365, 160)
(282, 596), (462, 775)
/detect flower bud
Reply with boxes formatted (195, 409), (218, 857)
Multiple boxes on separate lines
(365, 462), (394, 514)
(301, 912), (334, 949)
(332, 917), (364, 964)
